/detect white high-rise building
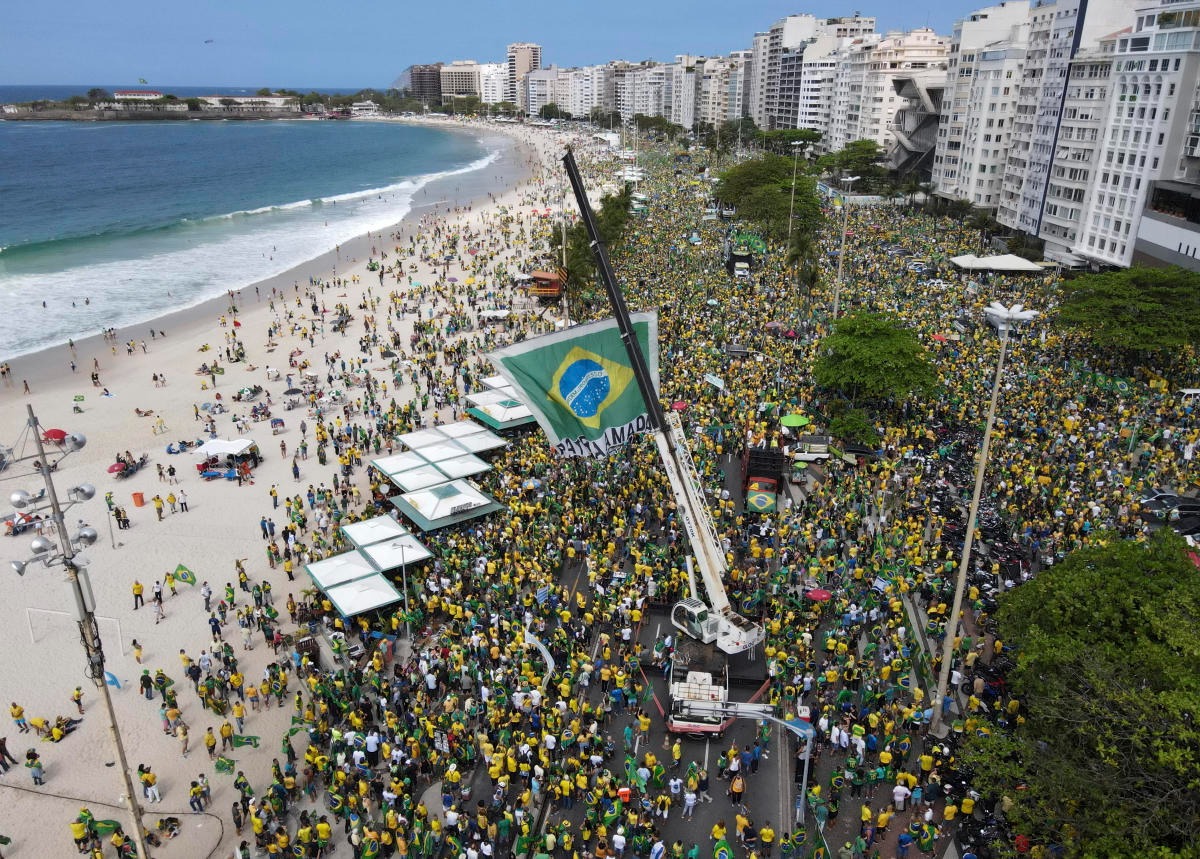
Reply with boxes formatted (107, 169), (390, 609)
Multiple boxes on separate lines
(1037, 41), (1114, 263)
(825, 29), (949, 154)
(750, 15), (876, 131)
(559, 66), (604, 119)
(995, 0), (1129, 234)
(506, 42), (543, 110)
(1075, 1), (1200, 267)
(479, 63), (506, 105)
(669, 55), (701, 129)
(525, 67), (559, 117)
(932, 2), (1031, 203)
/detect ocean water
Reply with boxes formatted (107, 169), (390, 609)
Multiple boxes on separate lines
(0, 120), (502, 360)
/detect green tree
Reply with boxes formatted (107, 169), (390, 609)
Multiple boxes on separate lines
(818, 139), (887, 191)
(1056, 266), (1200, 353)
(813, 312), (934, 404)
(757, 127), (821, 155)
(550, 187), (633, 315)
(87, 88), (112, 103)
(715, 154), (822, 271)
(961, 530), (1200, 857)
(539, 102), (567, 120)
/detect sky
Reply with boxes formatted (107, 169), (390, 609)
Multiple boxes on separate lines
(3, 0), (981, 89)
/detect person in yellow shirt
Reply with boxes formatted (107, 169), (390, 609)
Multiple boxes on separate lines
(711, 820), (727, 842)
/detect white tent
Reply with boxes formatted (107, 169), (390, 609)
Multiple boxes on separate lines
(341, 515), (410, 548)
(479, 375), (510, 391)
(305, 551), (379, 589)
(392, 479), (505, 531)
(389, 464), (450, 492)
(435, 420), (490, 439)
(359, 535), (433, 571)
(949, 253), (1043, 272)
(370, 451), (426, 477)
(324, 575), (403, 618)
(193, 438), (258, 457)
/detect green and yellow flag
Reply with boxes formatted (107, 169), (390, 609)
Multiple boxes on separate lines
(489, 313), (658, 457)
(231, 734), (260, 749)
(174, 564), (197, 586)
(215, 756), (236, 774)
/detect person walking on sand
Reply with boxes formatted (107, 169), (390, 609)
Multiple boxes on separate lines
(132, 639), (144, 664)
(153, 593), (166, 625)
(71, 687), (85, 715)
(132, 580), (144, 610)
(152, 494), (164, 520)
(10, 704), (28, 734)
(178, 489), (189, 512)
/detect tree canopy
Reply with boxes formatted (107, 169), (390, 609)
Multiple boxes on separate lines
(714, 155), (822, 267)
(961, 529), (1200, 858)
(1055, 266), (1200, 353)
(812, 312), (935, 404)
(550, 186), (632, 314)
(817, 139), (888, 192)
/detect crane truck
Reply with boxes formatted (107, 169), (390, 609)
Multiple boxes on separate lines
(563, 148), (765, 657)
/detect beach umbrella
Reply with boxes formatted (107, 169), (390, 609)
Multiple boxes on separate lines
(706, 299), (719, 306)
(43, 428), (67, 442)
(284, 388), (303, 395)
(448, 277), (458, 283)
(107, 462), (127, 474)
(806, 588), (833, 602)
(780, 414), (809, 428)
(670, 401), (688, 412)
(931, 333), (948, 342)
(233, 320), (242, 328)
(793, 461), (808, 470)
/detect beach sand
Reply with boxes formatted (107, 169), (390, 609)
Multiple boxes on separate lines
(0, 118), (610, 856)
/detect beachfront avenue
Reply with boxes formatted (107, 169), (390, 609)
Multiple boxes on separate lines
(0, 119), (1195, 859)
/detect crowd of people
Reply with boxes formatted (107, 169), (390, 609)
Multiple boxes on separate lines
(79, 124), (1199, 859)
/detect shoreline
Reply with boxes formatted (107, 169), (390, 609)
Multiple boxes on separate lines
(0, 117), (537, 379)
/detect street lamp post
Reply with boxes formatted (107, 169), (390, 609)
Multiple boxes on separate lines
(786, 141), (808, 248)
(832, 176), (860, 321)
(929, 303), (1038, 736)
(11, 405), (152, 859)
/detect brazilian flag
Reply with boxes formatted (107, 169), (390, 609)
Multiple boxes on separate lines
(714, 839), (735, 859)
(174, 564), (197, 586)
(93, 820), (123, 835)
(231, 734), (261, 749)
(215, 756), (236, 774)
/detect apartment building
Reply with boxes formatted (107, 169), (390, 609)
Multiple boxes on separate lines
(826, 29), (949, 153)
(506, 42), (543, 110)
(479, 63), (506, 105)
(1039, 41), (1114, 263)
(1077, 2), (1200, 267)
(751, 15), (876, 131)
(933, 2), (1031, 202)
(995, 0), (1129, 234)
(440, 61), (481, 105)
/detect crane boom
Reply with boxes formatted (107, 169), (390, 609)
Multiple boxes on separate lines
(561, 147), (763, 655)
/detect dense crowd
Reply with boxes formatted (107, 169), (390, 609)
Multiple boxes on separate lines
(91, 129), (1199, 859)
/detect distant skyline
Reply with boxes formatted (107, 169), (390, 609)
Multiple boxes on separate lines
(5, 0), (982, 89)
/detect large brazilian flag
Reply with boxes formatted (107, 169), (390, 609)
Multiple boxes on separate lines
(489, 313), (659, 457)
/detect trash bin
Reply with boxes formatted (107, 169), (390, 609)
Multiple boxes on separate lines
(132, 492), (145, 507)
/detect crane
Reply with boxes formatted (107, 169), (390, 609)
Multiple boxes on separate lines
(563, 148), (764, 655)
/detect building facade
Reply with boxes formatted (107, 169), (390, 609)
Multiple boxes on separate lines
(506, 42), (543, 111)
(440, 61), (482, 105)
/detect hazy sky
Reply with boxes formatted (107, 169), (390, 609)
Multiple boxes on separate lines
(4, 0), (982, 89)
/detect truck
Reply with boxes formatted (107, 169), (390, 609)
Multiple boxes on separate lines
(666, 657), (730, 737)
(563, 148), (764, 657)
(743, 447), (785, 514)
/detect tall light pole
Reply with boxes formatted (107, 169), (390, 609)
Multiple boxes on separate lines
(10, 406), (152, 859)
(929, 303), (1039, 736)
(831, 176), (860, 321)
(786, 141), (809, 248)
